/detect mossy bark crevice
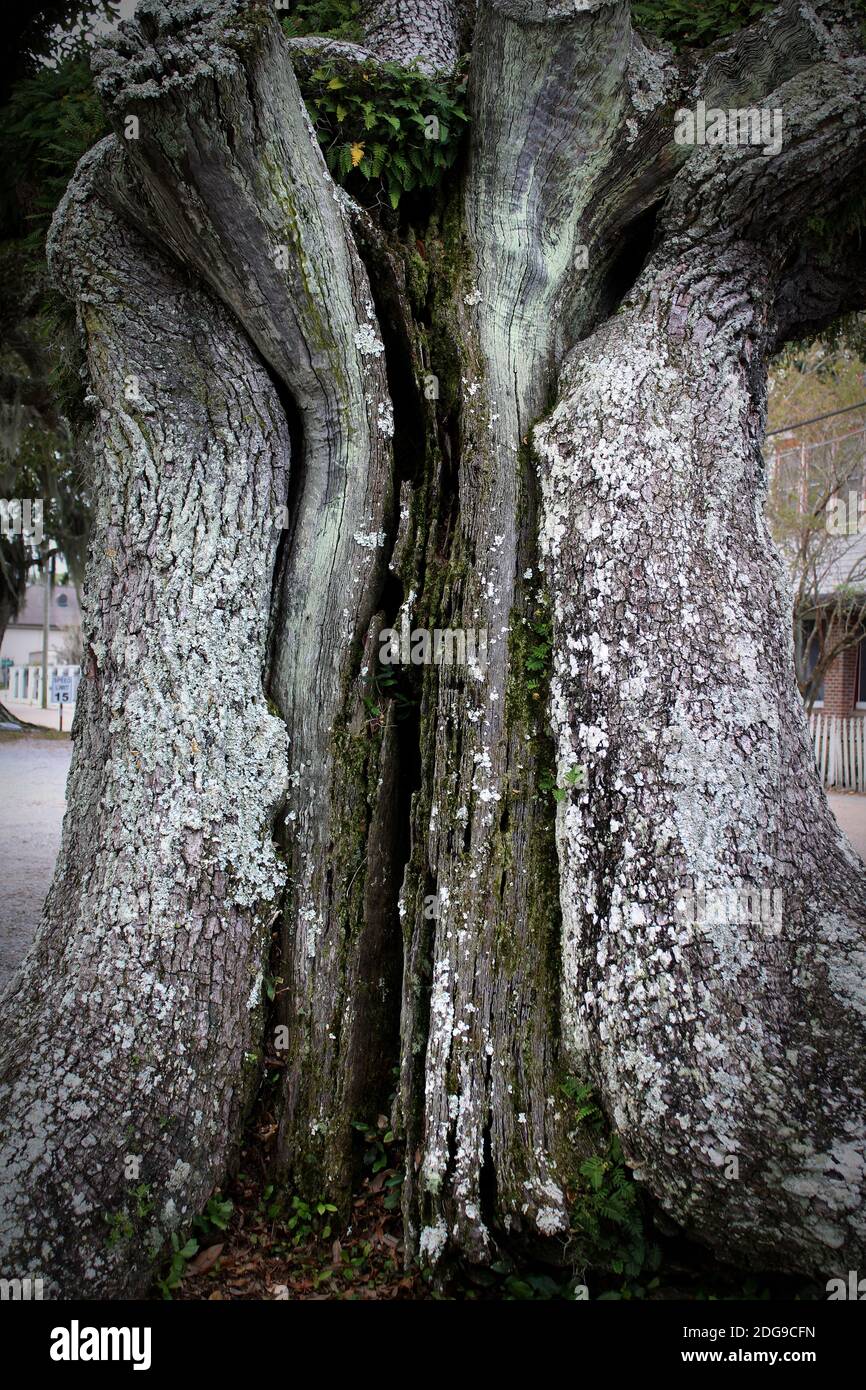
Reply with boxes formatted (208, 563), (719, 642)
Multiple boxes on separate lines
(3, 0), (866, 1297)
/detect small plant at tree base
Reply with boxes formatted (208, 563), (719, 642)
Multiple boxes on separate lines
(254, 1182), (339, 1248)
(286, 1195), (339, 1245)
(130, 1183), (154, 1221)
(193, 1194), (233, 1240)
(103, 1208), (134, 1248)
(353, 1114), (403, 1209)
(152, 1194), (232, 1298)
(522, 602), (553, 703)
(155, 1231), (200, 1300)
(294, 57), (469, 210)
(562, 1077), (660, 1288)
(560, 1077), (603, 1126)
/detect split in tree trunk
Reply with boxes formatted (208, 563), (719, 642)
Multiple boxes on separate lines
(1, 0), (865, 1296)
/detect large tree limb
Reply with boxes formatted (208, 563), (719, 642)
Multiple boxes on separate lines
(535, 59), (866, 1273)
(92, 0), (401, 1198)
(771, 242), (866, 349)
(563, 0), (862, 349)
(0, 136), (291, 1296)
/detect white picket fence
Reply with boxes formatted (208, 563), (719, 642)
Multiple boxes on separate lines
(810, 714), (866, 791)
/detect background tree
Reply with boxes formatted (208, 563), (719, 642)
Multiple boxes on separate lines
(1, 0), (866, 1298)
(764, 338), (866, 710)
(0, 13), (110, 645)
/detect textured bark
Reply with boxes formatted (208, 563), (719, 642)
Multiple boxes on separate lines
(0, 137), (290, 1296)
(2, 0), (866, 1297)
(535, 61), (866, 1272)
(772, 243), (866, 349)
(92, 0), (399, 1198)
(562, 0), (860, 343)
(399, 0), (634, 1264)
(359, 0), (474, 71)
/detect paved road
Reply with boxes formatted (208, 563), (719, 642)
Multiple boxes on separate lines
(3, 699), (76, 731)
(0, 737), (72, 992)
(827, 793), (866, 863)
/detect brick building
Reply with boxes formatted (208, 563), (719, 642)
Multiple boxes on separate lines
(767, 431), (866, 719)
(814, 625), (866, 717)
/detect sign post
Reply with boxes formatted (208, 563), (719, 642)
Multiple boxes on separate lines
(52, 675), (73, 730)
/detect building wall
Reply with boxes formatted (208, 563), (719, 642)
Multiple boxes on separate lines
(0, 628), (38, 666)
(1, 581), (82, 689)
(822, 641), (865, 717)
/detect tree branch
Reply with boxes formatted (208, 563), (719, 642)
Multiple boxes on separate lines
(564, 0), (864, 351)
(358, 0), (474, 71)
(91, 0), (400, 1198)
(772, 241), (866, 348)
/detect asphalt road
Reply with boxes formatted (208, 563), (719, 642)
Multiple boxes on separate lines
(0, 736), (72, 993)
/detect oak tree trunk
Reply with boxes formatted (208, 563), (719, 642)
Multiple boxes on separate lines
(1, 0), (865, 1296)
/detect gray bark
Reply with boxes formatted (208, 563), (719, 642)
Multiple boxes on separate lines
(0, 136), (290, 1296)
(93, 0), (399, 1198)
(399, 0), (635, 1264)
(535, 60), (866, 1272)
(359, 0), (474, 71)
(1, 0), (865, 1297)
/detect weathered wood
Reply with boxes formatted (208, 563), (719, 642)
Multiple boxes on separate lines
(0, 136), (291, 1296)
(93, 0), (400, 1197)
(2, 0), (866, 1296)
(535, 60), (866, 1273)
(399, 0), (635, 1265)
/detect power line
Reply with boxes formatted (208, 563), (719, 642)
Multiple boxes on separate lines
(768, 424), (866, 457)
(766, 398), (866, 437)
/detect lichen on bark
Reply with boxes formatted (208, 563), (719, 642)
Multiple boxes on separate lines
(0, 136), (291, 1296)
(2, 0), (866, 1298)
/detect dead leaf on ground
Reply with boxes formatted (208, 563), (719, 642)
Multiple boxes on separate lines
(185, 1244), (224, 1276)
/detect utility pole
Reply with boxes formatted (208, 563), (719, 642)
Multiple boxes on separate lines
(40, 543), (51, 709)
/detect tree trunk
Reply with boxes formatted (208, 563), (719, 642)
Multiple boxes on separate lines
(358, 0), (472, 71)
(535, 59), (866, 1271)
(1, 0), (865, 1296)
(0, 137), (291, 1296)
(93, 0), (403, 1201)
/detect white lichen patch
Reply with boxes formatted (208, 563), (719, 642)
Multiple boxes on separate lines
(533, 219), (866, 1271)
(354, 323), (385, 356)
